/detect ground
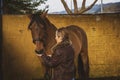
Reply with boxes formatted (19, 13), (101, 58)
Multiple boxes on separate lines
(33, 76), (120, 80)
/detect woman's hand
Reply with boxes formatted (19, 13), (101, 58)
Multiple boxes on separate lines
(36, 53), (42, 56)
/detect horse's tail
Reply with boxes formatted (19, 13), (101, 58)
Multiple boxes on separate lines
(78, 52), (84, 80)
(78, 50), (89, 80)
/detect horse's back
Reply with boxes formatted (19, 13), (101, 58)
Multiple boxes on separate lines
(65, 25), (88, 54)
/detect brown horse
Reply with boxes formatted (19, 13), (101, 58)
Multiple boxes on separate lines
(28, 11), (89, 80)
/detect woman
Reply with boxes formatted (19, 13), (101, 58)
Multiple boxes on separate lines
(36, 28), (75, 80)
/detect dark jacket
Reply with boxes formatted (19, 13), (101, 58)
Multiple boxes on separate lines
(41, 41), (75, 80)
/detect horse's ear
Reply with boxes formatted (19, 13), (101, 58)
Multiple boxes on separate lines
(42, 10), (49, 17)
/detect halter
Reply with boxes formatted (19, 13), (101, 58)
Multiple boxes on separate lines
(33, 38), (44, 44)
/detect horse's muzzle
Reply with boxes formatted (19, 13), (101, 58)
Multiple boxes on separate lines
(35, 49), (44, 54)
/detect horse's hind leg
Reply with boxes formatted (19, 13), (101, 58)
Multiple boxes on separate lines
(78, 51), (89, 80)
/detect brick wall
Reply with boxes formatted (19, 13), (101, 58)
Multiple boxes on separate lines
(2, 14), (120, 80)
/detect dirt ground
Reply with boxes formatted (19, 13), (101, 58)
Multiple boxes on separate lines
(33, 76), (120, 80)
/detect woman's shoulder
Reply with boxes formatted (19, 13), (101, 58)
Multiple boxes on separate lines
(57, 41), (71, 48)
(56, 41), (72, 50)
(52, 40), (72, 52)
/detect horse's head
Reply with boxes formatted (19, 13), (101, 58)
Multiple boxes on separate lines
(28, 11), (48, 53)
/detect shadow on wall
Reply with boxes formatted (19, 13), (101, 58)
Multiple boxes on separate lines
(3, 39), (44, 80)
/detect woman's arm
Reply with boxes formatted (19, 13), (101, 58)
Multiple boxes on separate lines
(40, 49), (64, 67)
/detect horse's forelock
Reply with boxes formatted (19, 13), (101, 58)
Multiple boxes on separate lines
(28, 14), (47, 30)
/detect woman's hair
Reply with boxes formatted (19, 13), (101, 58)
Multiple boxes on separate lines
(56, 27), (69, 42)
(51, 27), (72, 52)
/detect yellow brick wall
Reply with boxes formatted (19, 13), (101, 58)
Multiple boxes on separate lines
(2, 14), (120, 80)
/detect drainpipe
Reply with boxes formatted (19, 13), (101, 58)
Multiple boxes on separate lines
(0, 0), (3, 80)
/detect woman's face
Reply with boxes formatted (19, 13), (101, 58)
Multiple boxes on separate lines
(55, 31), (63, 44)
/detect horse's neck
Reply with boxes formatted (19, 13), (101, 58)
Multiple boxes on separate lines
(45, 24), (57, 55)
